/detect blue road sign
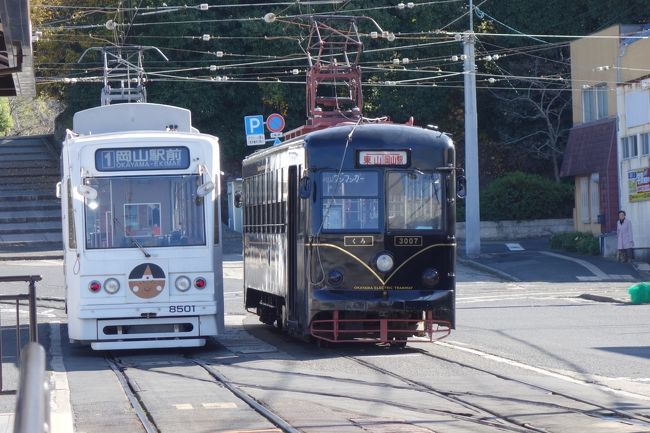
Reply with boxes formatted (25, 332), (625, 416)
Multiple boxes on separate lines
(244, 115), (265, 146)
(266, 113), (286, 133)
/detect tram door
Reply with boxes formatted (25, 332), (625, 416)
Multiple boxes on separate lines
(286, 165), (298, 321)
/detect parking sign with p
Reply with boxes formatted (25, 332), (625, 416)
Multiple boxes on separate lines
(244, 115), (265, 146)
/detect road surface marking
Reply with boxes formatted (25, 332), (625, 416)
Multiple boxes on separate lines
(174, 403), (194, 410)
(540, 251), (634, 281)
(505, 243), (524, 251)
(49, 322), (75, 433)
(435, 340), (650, 401)
(202, 402), (238, 409)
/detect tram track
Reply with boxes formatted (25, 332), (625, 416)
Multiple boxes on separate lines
(416, 343), (650, 425)
(342, 354), (549, 433)
(339, 345), (650, 433)
(106, 352), (300, 433)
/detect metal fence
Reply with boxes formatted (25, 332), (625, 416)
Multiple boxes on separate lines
(0, 275), (49, 433)
(0, 275), (41, 390)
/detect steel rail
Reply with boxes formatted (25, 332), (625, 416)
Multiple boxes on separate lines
(343, 354), (546, 433)
(415, 346), (650, 425)
(106, 356), (160, 433)
(192, 358), (301, 433)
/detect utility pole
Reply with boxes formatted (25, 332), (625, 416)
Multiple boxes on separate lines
(463, 0), (480, 258)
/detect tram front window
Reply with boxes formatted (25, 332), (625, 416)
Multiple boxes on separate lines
(321, 171), (379, 231)
(387, 171), (443, 230)
(83, 175), (206, 249)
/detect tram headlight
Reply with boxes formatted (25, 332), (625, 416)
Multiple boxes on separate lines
(104, 278), (120, 294)
(327, 269), (344, 287)
(194, 277), (207, 289)
(375, 252), (395, 273)
(421, 268), (440, 289)
(88, 280), (101, 293)
(175, 276), (191, 292)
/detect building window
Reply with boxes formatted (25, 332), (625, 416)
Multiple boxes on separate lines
(622, 135), (638, 159)
(642, 132), (650, 155)
(583, 84), (608, 123)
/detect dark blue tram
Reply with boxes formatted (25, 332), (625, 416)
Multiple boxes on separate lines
(240, 123), (458, 344)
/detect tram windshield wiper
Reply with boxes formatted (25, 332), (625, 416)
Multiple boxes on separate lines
(113, 217), (151, 258)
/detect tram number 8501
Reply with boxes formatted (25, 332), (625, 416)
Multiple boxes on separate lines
(169, 305), (196, 313)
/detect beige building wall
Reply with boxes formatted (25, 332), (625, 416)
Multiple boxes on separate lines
(570, 25), (619, 125)
(620, 36), (650, 83)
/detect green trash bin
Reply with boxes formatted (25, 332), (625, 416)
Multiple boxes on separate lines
(628, 282), (650, 304)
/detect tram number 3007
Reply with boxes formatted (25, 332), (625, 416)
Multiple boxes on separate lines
(169, 305), (196, 313)
(394, 236), (423, 247)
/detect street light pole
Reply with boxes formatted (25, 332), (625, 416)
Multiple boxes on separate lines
(463, 0), (480, 258)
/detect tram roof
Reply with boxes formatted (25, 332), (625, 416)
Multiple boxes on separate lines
(72, 103), (195, 135)
(303, 123), (453, 150)
(243, 123), (454, 171)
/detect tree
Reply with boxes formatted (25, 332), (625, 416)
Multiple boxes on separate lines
(0, 99), (14, 135)
(9, 96), (63, 136)
(490, 72), (572, 181)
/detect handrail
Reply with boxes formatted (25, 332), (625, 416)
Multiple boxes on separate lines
(13, 343), (50, 433)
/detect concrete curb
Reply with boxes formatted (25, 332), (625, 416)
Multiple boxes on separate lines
(458, 257), (521, 282)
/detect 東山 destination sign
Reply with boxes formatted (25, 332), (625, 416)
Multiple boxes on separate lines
(95, 147), (190, 171)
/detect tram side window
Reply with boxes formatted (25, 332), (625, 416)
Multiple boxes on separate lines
(83, 175), (207, 249)
(321, 171), (379, 231)
(387, 171), (443, 231)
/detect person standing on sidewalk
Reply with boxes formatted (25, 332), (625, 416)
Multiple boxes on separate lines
(617, 210), (634, 263)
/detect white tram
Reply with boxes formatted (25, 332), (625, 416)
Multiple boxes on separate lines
(59, 103), (223, 350)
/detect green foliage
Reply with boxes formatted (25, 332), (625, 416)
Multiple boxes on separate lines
(549, 232), (600, 255)
(30, 0), (650, 178)
(480, 172), (573, 221)
(0, 99), (13, 135)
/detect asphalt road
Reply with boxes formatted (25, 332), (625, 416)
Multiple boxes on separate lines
(0, 257), (649, 432)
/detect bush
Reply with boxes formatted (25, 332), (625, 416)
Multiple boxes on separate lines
(549, 232), (600, 255)
(480, 172), (573, 221)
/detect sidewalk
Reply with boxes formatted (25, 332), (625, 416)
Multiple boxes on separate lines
(458, 237), (650, 302)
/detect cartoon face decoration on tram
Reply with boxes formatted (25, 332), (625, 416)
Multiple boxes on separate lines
(128, 263), (166, 299)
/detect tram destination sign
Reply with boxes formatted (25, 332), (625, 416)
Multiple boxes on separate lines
(95, 146), (191, 171)
(357, 150), (410, 167)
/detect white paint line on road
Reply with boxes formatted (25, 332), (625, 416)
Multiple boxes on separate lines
(505, 243), (524, 251)
(540, 251), (609, 279)
(49, 322), (75, 433)
(435, 340), (650, 401)
(174, 403), (194, 410)
(202, 402), (238, 409)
